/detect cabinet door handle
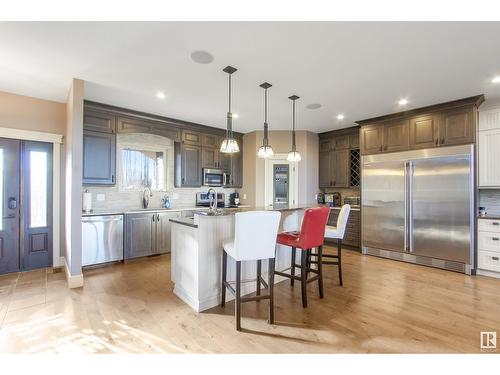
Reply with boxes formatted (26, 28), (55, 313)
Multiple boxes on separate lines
(493, 222), (500, 226)
(157, 214), (160, 222)
(435, 139), (439, 145)
(111, 175), (115, 183)
(152, 214), (155, 222)
(182, 178), (185, 184)
(492, 257), (499, 261)
(441, 138), (445, 144)
(493, 237), (499, 241)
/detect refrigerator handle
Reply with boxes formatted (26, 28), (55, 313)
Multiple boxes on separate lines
(404, 161), (408, 252)
(408, 161), (414, 253)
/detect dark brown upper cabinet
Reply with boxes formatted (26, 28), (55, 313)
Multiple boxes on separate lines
(350, 133), (360, 149)
(409, 115), (439, 150)
(202, 134), (219, 148)
(357, 95), (484, 155)
(202, 147), (219, 169)
(439, 107), (474, 146)
(334, 135), (350, 150)
(83, 130), (116, 185)
(318, 127), (359, 188)
(117, 116), (181, 141)
(182, 130), (202, 146)
(384, 119), (409, 152)
(175, 143), (202, 187)
(83, 110), (116, 133)
(319, 139), (332, 153)
(360, 125), (385, 155)
(319, 151), (333, 188)
(333, 149), (350, 187)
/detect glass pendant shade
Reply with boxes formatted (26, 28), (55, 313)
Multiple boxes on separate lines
(220, 66), (240, 154)
(257, 82), (274, 158)
(287, 150), (301, 162)
(258, 145), (274, 158)
(287, 95), (301, 163)
(220, 137), (240, 153)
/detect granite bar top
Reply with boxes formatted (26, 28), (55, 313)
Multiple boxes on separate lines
(169, 217), (198, 228)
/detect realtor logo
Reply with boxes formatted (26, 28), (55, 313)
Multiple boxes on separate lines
(481, 332), (497, 350)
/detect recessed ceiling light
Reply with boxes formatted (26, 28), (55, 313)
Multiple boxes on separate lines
(190, 50), (214, 64)
(156, 91), (166, 100)
(492, 76), (500, 83)
(398, 98), (409, 106)
(306, 103), (322, 110)
(336, 114), (345, 120)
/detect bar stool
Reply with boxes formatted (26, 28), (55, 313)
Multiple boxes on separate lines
(317, 204), (351, 285)
(274, 207), (330, 308)
(221, 211), (282, 331)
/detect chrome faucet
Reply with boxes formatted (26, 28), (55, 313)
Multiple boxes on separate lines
(207, 188), (217, 213)
(142, 187), (152, 209)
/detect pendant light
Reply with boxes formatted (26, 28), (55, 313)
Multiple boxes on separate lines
(257, 82), (274, 158)
(287, 95), (301, 162)
(220, 65), (240, 154)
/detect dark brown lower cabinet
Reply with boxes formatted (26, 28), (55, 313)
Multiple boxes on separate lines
(326, 209), (360, 249)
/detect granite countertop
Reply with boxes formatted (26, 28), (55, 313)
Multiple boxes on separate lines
(82, 204), (253, 217)
(81, 205), (211, 217)
(478, 215), (500, 220)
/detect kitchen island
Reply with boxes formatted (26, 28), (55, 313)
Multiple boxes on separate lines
(170, 205), (316, 312)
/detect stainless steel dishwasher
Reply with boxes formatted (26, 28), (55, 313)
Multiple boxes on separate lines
(82, 215), (124, 266)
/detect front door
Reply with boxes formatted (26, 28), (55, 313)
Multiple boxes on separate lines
(0, 138), (53, 274)
(0, 139), (21, 274)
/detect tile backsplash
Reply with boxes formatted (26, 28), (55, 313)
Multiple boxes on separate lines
(84, 133), (235, 211)
(479, 189), (500, 216)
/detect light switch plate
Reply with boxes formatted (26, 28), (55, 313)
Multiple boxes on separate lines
(96, 194), (105, 201)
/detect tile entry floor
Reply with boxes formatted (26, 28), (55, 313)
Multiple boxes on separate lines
(1, 247), (500, 353)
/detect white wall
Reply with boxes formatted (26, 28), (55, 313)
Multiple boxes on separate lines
(64, 79), (84, 281)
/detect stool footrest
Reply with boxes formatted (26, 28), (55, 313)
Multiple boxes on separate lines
(223, 281), (236, 296)
(241, 294), (271, 303)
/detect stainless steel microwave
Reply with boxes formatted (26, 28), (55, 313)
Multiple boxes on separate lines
(202, 168), (231, 187)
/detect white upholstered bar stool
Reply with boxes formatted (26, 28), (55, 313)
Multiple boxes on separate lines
(320, 204), (351, 285)
(221, 211), (282, 331)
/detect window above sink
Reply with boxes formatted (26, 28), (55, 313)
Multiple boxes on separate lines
(120, 147), (167, 191)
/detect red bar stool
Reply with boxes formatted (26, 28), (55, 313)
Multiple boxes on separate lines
(274, 207), (330, 308)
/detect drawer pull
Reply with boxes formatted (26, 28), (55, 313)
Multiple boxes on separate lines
(493, 222), (500, 226)
(492, 257), (499, 261)
(493, 237), (500, 241)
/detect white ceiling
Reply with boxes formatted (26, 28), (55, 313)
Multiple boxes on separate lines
(1, 22), (500, 133)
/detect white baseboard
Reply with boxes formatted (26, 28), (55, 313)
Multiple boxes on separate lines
(64, 259), (84, 288)
(477, 269), (500, 279)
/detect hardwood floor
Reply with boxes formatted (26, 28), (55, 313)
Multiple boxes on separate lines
(0, 247), (499, 353)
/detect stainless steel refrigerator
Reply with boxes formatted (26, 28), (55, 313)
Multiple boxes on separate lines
(361, 144), (474, 274)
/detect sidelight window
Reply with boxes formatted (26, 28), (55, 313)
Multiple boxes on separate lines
(29, 151), (48, 228)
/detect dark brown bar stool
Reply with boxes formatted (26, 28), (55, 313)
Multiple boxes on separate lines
(221, 211), (281, 331)
(274, 207), (330, 308)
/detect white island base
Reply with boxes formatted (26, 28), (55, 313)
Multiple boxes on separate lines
(171, 209), (304, 312)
